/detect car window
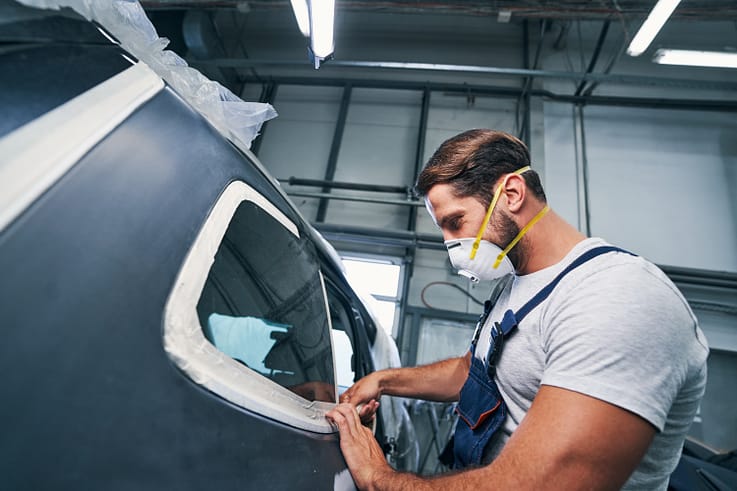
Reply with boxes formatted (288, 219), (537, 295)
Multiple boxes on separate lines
(325, 280), (376, 396)
(196, 200), (336, 402)
(164, 181), (338, 433)
(328, 290), (357, 394)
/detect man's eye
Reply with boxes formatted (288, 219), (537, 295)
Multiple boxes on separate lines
(448, 218), (462, 230)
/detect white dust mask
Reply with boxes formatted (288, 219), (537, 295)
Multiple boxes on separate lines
(445, 238), (514, 283)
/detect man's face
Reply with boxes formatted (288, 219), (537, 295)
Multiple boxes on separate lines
(425, 183), (489, 241)
(425, 183), (522, 264)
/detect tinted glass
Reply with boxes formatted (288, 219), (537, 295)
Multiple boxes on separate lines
(327, 289), (357, 394)
(197, 201), (335, 402)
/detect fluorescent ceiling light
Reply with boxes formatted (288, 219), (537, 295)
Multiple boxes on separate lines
(289, 0), (310, 37)
(627, 0), (682, 56)
(653, 49), (737, 69)
(309, 0), (335, 64)
(290, 0), (335, 69)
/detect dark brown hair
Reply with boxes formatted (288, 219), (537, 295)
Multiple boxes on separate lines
(415, 129), (546, 205)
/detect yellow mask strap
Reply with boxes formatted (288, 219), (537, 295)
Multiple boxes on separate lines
(470, 166), (531, 260)
(492, 205), (549, 269)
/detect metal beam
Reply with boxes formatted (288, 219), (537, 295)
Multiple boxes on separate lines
(191, 58), (737, 92)
(313, 223), (446, 251)
(281, 177), (408, 194)
(286, 191), (423, 207)
(232, 75), (737, 113)
(250, 81), (278, 155)
(574, 20), (610, 97)
(520, 19), (530, 144)
(408, 88), (431, 232)
(141, 1), (737, 20)
(316, 84), (352, 222)
(572, 104), (591, 236)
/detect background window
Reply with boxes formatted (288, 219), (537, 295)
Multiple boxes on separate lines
(196, 201), (335, 402)
(341, 256), (402, 337)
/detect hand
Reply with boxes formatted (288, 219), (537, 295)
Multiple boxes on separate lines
(326, 403), (393, 490)
(340, 372), (382, 423)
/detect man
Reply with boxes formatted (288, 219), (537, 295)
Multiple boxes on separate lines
(326, 129), (709, 490)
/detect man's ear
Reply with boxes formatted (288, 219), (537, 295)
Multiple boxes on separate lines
(503, 173), (526, 213)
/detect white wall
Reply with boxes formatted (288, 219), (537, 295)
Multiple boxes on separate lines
(543, 103), (737, 272)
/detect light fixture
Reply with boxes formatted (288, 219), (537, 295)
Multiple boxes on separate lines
(653, 49), (737, 69)
(289, 0), (335, 69)
(289, 0), (310, 37)
(627, 0), (681, 56)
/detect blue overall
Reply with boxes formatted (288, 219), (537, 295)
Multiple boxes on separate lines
(453, 246), (632, 468)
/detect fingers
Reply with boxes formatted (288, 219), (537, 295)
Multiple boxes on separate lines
(326, 403), (363, 437)
(358, 400), (380, 423)
(339, 373), (381, 405)
(326, 403), (394, 489)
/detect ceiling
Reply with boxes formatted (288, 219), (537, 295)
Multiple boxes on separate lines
(141, 0), (737, 106)
(142, 1), (737, 21)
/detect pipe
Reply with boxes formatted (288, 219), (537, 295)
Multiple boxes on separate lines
(286, 191), (423, 207)
(313, 223), (446, 250)
(575, 20), (611, 97)
(234, 75), (737, 113)
(193, 58), (737, 92)
(250, 81), (278, 155)
(281, 177), (408, 194)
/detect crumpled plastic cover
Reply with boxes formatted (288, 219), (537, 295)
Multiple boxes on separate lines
(17, 0), (277, 148)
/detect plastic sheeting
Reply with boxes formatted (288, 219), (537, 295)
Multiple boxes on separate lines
(17, 0), (277, 148)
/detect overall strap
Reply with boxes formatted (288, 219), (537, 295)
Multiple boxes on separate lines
(499, 246), (634, 336)
(470, 274), (514, 353)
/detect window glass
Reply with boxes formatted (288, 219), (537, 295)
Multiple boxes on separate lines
(327, 286), (361, 395)
(332, 330), (354, 393)
(196, 200), (336, 402)
(342, 258), (400, 297)
(416, 319), (475, 365)
(341, 256), (402, 335)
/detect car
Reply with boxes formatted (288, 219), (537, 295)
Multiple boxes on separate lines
(0, 1), (417, 488)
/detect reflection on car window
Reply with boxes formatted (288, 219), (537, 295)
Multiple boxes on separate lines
(196, 200), (336, 402)
(328, 291), (356, 394)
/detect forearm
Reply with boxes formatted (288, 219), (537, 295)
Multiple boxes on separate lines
(367, 465), (487, 491)
(376, 352), (470, 402)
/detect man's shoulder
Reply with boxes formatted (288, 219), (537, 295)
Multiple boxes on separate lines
(564, 238), (680, 298)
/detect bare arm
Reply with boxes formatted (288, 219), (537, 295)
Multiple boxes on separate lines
(341, 351), (471, 405)
(327, 384), (656, 491)
(338, 351), (471, 422)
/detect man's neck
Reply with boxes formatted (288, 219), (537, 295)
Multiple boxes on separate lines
(516, 208), (587, 275)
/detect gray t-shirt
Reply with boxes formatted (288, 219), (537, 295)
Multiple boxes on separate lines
(475, 238), (709, 489)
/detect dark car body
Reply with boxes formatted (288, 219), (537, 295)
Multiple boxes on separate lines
(0, 2), (416, 488)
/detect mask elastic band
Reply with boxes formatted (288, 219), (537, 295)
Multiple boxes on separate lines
(470, 166), (531, 260)
(493, 204), (549, 269)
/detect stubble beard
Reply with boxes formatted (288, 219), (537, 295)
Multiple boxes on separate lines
(494, 209), (525, 269)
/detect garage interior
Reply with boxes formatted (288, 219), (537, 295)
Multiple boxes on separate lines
(134, 0), (737, 473)
(137, 0), (737, 472)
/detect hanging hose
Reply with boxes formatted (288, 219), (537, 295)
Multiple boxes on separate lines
(420, 281), (485, 310)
